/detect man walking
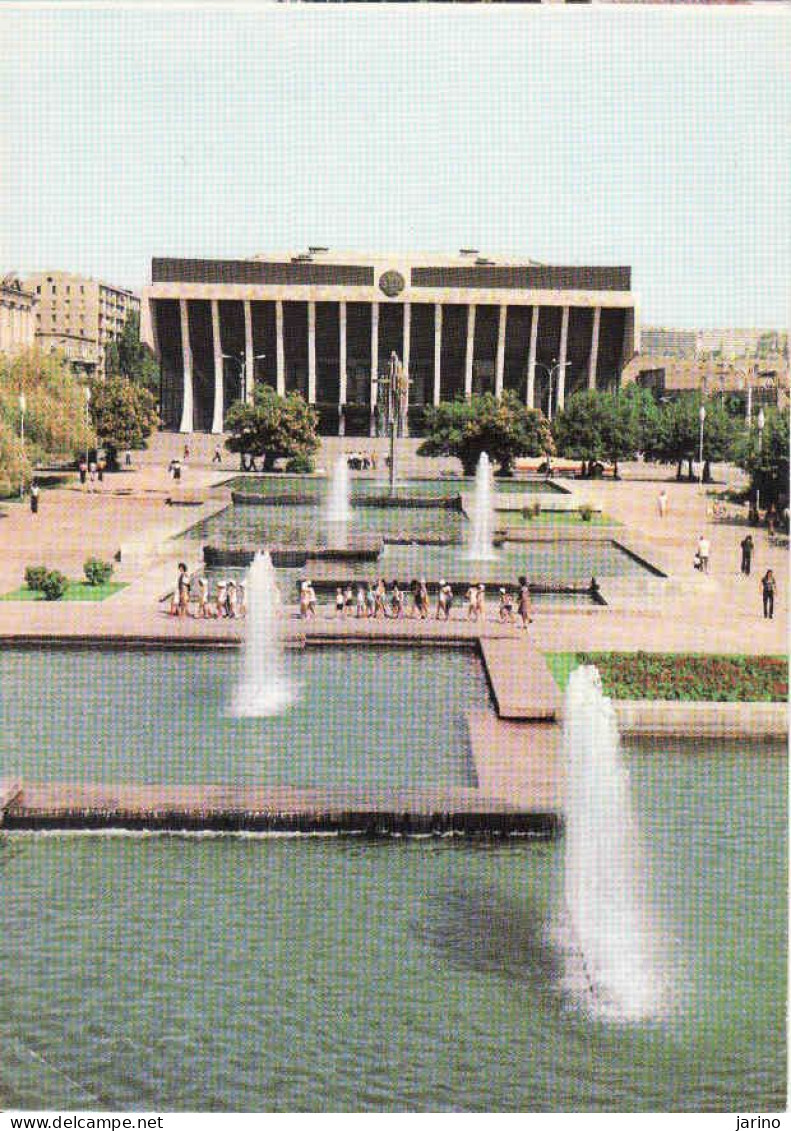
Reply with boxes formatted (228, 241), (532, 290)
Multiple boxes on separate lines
(696, 534), (710, 574)
(740, 534), (754, 576)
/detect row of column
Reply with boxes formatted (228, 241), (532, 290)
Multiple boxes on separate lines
(0, 302), (35, 353)
(177, 298), (603, 434)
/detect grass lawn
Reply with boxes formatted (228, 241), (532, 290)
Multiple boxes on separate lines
(497, 511), (619, 529)
(0, 581), (127, 602)
(546, 651), (788, 702)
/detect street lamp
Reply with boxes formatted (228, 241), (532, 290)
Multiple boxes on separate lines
(534, 359), (571, 421)
(373, 352), (409, 496)
(756, 407), (766, 513)
(83, 385), (91, 468)
(221, 352), (266, 404)
(18, 392), (26, 498)
(698, 403), (706, 492)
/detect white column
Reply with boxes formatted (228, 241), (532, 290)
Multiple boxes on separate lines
(370, 302), (379, 409)
(211, 300), (224, 434)
(557, 306), (569, 412)
(244, 301), (254, 404)
(588, 306), (601, 390)
(307, 301), (317, 404)
(275, 300), (285, 395)
(464, 304), (476, 398)
(179, 299), (193, 433)
(495, 305), (507, 398)
(402, 302), (411, 430)
(0, 305), (8, 351)
(339, 301), (347, 407)
(526, 306), (539, 409)
(433, 303), (442, 406)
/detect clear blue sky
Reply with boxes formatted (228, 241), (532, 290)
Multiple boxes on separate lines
(1, 5), (788, 328)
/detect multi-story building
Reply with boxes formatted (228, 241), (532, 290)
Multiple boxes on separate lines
(24, 270), (139, 379)
(0, 276), (37, 355)
(141, 250), (638, 435)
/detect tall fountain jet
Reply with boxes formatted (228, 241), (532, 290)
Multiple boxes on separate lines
(325, 456), (352, 524)
(231, 552), (294, 717)
(561, 665), (663, 1020)
(465, 452), (497, 561)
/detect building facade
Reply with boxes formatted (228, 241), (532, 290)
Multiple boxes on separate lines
(142, 252), (638, 435)
(24, 270), (140, 379)
(0, 277), (37, 355)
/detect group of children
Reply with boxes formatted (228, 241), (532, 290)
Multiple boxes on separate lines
(326, 575), (534, 627)
(170, 564), (246, 619)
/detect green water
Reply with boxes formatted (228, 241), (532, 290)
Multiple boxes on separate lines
(0, 741), (785, 1111)
(0, 649), (484, 787)
(226, 474), (562, 499)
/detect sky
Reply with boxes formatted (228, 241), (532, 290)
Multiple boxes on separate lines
(0, 4), (788, 328)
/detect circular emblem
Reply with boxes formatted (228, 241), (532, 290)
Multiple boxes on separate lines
(379, 270), (405, 298)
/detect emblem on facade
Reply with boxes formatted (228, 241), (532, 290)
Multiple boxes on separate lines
(379, 270), (405, 298)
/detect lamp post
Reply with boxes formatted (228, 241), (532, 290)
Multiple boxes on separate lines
(756, 407), (765, 514)
(222, 352), (266, 405)
(18, 392), (26, 498)
(373, 352), (408, 496)
(535, 359), (571, 422)
(698, 403), (706, 492)
(83, 385), (91, 468)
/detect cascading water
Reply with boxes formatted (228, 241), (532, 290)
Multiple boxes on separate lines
(560, 665), (663, 1020)
(325, 456), (352, 523)
(465, 451), (497, 561)
(231, 551), (294, 717)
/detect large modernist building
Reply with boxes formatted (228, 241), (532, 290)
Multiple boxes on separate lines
(141, 251), (639, 435)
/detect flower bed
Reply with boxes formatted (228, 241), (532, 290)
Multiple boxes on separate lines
(547, 651), (788, 702)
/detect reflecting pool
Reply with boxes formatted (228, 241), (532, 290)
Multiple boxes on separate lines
(0, 740), (785, 1111)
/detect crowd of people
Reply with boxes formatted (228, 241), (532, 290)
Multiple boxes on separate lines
(169, 563), (247, 619)
(315, 575), (534, 628)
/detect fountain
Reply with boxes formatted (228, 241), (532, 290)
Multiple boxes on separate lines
(465, 451), (497, 561)
(560, 665), (663, 1020)
(325, 456), (352, 523)
(231, 551), (295, 717)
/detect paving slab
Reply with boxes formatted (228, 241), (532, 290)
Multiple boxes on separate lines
(479, 637), (561, 720)
(467, 711), (563, 811)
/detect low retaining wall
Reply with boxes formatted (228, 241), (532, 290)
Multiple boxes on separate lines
(614, 700), (787, 737)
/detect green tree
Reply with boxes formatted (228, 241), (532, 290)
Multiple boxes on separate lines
(732, 407), (789, 508)
(105, 311), (160, 395)
(551, 390), (607, 474)
(653, 395), (735, 481)
(417, 392), (553, 476)
(224, 385), (320, 471)
(0, 348), (95, 495)
(552, 386), (658, 477)
(89, 374), (159, 466)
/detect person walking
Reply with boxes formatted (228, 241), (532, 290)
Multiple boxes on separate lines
(212, 445), (222, 465)
(390, 580), (404, 620)
(215, 580), (227, 618)
(657, 489), (668, 519)
(760, 570), (776, 620)
(517, 575), (533, 630)
(476, 583), (487, 623)
(196, 576), (210, 618)
(335, 587), (345, 618)
(696, 534), (710, 574)
(436, 579), (449, 621)
(78, 459), (87, 485)
(176, 562), (190, 618)
(740, 534), (754, 577)
(29, 480), (39, 514)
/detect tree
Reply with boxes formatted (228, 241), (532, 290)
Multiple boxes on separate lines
(733, 407), (789, 509)
(105, 311), (160, 395)
(0, 348), (95, 495)
(224, 385), (320, 471)
(417, 391), (553, 476)
(89, 374), (159, 465)
(652, 395), (735, 481)
(552, 386), (659, 477)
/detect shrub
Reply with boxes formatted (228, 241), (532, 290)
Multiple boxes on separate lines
(24, 564), (49, 591)
(84, 557), (114, 586)
(285, 453), (315, 473)
(579, 503), (594, 522)
(40, 570), (68, 601)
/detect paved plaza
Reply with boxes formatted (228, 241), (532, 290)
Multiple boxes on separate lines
(0, 434), (785, 657)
